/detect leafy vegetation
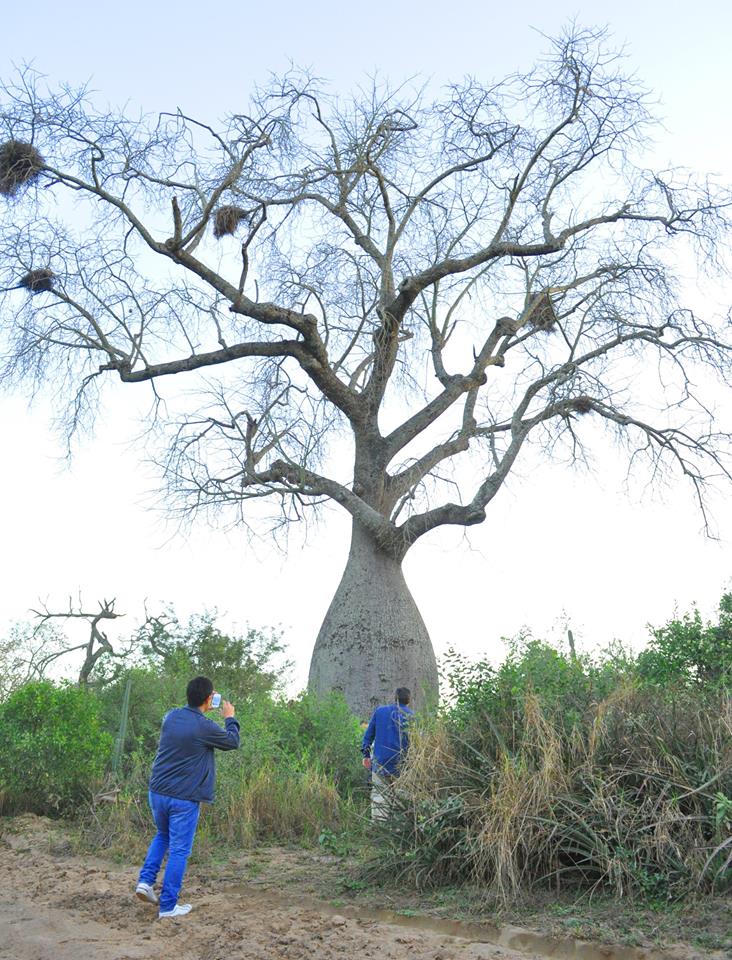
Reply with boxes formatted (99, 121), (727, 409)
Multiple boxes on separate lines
(637, 592), (732, 687)
(96, 611), (288, 759)
(2, 594), (732, 906)
(370, 598), (732, 899)
(0, 680), (112, 814)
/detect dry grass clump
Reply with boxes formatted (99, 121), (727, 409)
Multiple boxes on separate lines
(76, 786), (150, 860)
(397, 719), (456, 797)
(372, 688), (732, 900)
(19, 267), (55, 294)
(210, 764), (343, 845)
(0, 140), (44, 197)
(100, 764), (343, 851)
(79, 761), (349, 859)
(213, 204), (248, 239)
(469, 696), (571, 896)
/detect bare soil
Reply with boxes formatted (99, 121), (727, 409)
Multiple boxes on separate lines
(0, 815), (727, 960)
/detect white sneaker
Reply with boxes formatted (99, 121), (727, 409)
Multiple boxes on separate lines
(135, 882), (158, 905)
(159, 903), (192, 919)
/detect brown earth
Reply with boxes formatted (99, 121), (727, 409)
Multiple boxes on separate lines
(0, 815), (725, 960)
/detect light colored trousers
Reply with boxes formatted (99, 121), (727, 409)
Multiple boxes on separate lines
(371, 769), (396, 821)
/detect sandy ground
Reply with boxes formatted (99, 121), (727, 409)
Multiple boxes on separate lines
(0, 814), (544, 960)
(0, 815), (714, 960)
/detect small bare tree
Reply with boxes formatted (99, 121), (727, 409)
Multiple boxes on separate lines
(1, 28), (731, 714)
(30, 598), (123, 685)
(0, 598), (123, 692)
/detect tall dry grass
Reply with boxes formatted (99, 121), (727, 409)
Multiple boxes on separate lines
(204, 764), (346, 847)
(373, 686), (732, 900)
(79, 757), (355, 860)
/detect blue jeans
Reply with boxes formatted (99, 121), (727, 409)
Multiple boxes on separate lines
(138, 790), (200, 912)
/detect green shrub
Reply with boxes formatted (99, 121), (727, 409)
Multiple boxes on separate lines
(638, 594), (732, 688)
(96, 615), (289, 766)
(442, 636), (634, 757)
(97, 666), (187, 761)
(267, 691), (364, 791)
(81, 689), (366, 854)
(0, 680), (112, 815)
(133, 611), (287, 703)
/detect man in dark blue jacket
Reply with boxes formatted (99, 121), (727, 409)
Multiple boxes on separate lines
(361, 687), (413, 820)
(135, 676), (240, 918)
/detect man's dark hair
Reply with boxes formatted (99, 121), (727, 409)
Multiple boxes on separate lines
(187, 675), (214, 707)
(395, 687), (411, 706)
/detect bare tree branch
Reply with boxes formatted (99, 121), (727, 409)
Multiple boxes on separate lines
(29, 597), (123, 685)
(1, 26), (731, 556)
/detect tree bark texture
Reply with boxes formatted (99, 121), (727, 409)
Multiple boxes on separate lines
(308, 522), (438, 718)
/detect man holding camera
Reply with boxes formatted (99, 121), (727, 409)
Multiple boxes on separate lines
(134, 676), (240, 918)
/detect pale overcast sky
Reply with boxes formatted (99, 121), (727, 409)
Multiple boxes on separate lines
(1, 0), (731, 689)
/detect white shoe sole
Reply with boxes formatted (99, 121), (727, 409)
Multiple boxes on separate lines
(158, 905), (192, 918)
(135, 889), (157, 905)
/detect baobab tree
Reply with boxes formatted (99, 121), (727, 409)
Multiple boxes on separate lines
(1, 29), (731, 714)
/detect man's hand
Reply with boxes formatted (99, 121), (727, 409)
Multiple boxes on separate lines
(362, 756), (371, 770)
(222, 700), (235, 719)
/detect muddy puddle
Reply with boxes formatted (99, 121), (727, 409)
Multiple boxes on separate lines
(232, 883), (669, 960)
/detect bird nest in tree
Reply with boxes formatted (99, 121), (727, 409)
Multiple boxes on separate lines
(213, 205), (248, 239)
(0, 140), (44, 197)
(572, 396), (594, 415)
(19, 268), (55, 294)
(526, 291), (558, 331)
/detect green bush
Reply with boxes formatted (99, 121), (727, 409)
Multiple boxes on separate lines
(83, 690), (365, 854)
(266, 691), (364, 791)
(97, 665), (187, 761)
(638, 594), (732, 688)
(442, 635), (634, 756)
(0, 680), (112, 815)
(133, 611), (287, 703)
(97, 614), (289, 765)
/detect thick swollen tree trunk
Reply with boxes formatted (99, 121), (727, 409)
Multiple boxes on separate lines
(308, 522), (438, 718)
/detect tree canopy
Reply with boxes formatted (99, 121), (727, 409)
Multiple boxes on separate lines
(2, 27), (731, 711)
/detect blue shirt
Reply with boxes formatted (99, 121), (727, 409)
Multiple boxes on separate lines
(149, 705), (240, 803)
(361, 703), (413, 776)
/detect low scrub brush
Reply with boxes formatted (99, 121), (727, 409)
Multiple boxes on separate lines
(370, 688), (732, 901)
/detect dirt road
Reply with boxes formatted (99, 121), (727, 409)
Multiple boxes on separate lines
(0, 815), (706, 960)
